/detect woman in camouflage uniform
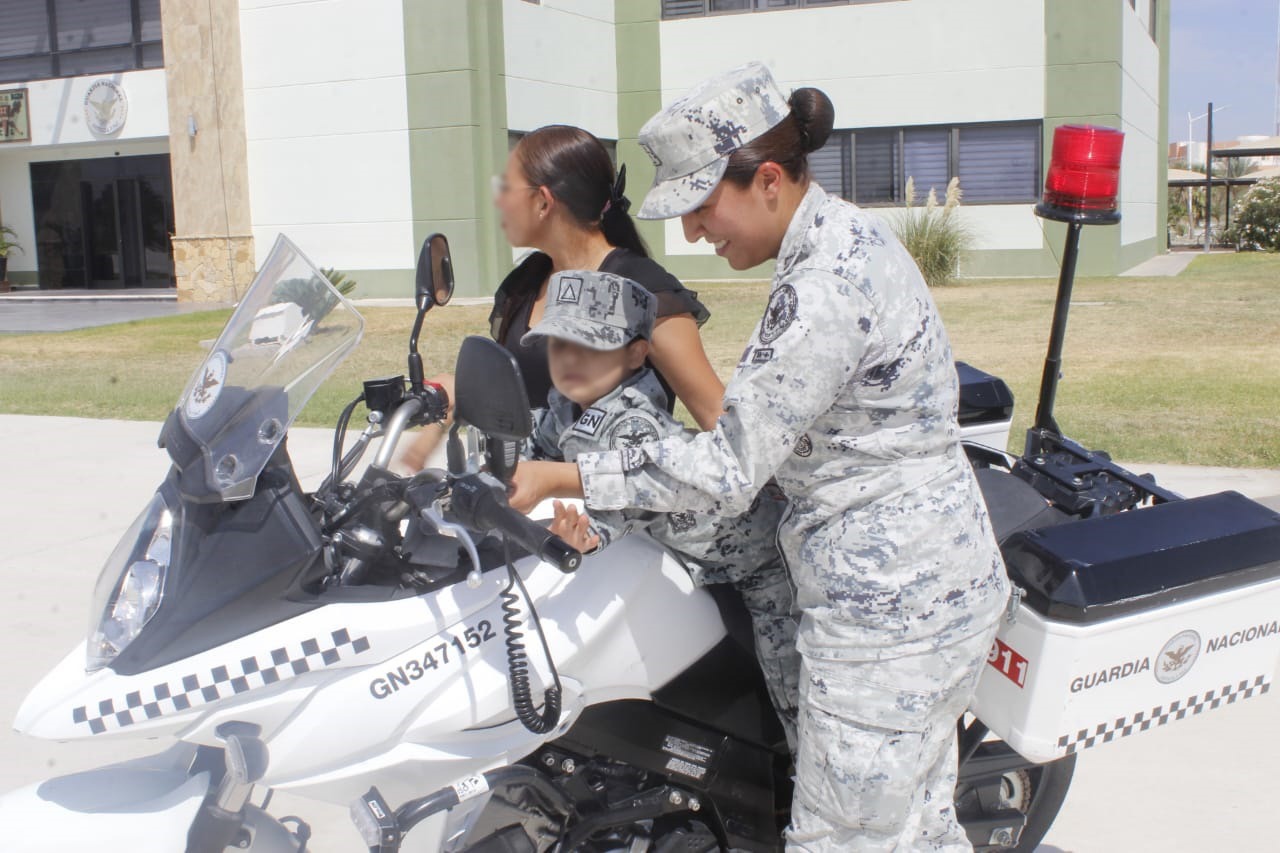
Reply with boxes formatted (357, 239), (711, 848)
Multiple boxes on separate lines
(512, 63), (1009, 851)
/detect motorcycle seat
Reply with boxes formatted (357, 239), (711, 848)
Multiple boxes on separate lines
(975, 467), (1070, 544)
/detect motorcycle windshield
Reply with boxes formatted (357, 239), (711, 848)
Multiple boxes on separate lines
(174, 235), (364, 501)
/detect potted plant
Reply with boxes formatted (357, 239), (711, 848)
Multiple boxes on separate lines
(0, 224), (23, 291)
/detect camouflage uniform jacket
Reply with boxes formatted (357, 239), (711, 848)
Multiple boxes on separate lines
(526, 368), (785, 579)
(578, 182), (1009, 661)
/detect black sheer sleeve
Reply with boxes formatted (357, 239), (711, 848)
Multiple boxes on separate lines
(600, 250), (711, 327)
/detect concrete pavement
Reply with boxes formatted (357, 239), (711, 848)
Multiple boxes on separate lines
(1119, 252), (1199, 277)
(0, 414), (1278, 851)
(0, 298), (227, 333)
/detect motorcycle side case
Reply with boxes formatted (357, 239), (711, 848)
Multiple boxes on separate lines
(955, 361), (1014, 452)
(971, 491), (1280, 763)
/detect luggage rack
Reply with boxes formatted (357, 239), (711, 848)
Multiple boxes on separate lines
(1012, 429), (1183, 518)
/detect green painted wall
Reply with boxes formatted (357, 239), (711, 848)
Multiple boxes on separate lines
(371, 0), (1169, 297)
(400, 0), (508, 299)
(615, 1), (667, 264)
(963, 247), (1062, 279)
(1042, 0), (1126, 277)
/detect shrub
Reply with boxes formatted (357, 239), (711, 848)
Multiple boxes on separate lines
(321, 267), (358, 298)
(1225, 178), (1280, 252)
(272, 268), (358, 321)
(889, 177), (974, 287)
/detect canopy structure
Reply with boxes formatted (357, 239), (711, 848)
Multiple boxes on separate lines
(1167, 139), (1280, 244)
(1211, 136), (1280, 160)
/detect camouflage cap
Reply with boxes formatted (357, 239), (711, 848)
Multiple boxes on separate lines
(522, 270), (657, 351)
(635, 62), (791, 220)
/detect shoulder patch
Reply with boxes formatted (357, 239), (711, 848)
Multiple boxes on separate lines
(751, 347), (774, 364)
(572, 407), (607, 436)
(758, 284), (798, 344)
(608, 412), (662, 449)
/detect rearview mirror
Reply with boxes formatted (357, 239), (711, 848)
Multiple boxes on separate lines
(415, 233), (454, 311)
(453, 336), (532, 441)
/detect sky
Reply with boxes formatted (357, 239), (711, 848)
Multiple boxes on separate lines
(1169, 0), (1280, 143)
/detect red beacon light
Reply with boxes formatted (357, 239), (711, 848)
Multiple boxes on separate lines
(1036, 124), (1124, 225)
(1026, 124), (1124, 443)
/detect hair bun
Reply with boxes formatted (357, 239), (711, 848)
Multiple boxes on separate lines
(789, 87), (835, 153)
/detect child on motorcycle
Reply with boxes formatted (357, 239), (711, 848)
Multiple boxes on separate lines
(524, 268), (800, 752)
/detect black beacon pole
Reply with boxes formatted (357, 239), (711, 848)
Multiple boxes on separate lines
(1028, 125), (1125, 451)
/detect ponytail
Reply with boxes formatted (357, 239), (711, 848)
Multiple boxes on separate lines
(599, 164), (648, 257)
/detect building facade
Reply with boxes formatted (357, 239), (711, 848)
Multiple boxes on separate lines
(0, 0), (1169, 299)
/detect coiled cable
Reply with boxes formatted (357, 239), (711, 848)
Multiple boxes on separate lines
(500, 534), (562, 734)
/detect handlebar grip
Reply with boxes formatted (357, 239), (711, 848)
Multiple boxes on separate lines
(539, 534), (582, 573)
(451, 474), (582, 573)
(499, 510), (581, 573)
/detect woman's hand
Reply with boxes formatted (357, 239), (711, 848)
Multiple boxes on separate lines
(507, 460), (583, 514)
(549, 500), (601, 553)
(399, 372), (457, 473)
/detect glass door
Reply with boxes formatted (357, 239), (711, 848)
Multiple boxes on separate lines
(31, 153), (174, 289)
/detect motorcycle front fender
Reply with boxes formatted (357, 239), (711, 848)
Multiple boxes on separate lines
(0, 745), (209, 853)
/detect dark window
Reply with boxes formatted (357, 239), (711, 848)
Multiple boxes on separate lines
(1148, 0), (1157, 39)
(813, 121), (1041, 206)
(0, 0), (163, 85)
(957, 123), (1041, 203)
(809, 135), (847, 198)
(853, 129), (900, 205)
(662, 0), (880, 18)
(661, 0), (707, 17)
(902, 127), (950, 202)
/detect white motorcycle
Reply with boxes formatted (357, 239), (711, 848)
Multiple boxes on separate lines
(4, 231), (1279, 853)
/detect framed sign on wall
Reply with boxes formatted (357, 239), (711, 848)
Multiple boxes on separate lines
(0, 88), (30, 143)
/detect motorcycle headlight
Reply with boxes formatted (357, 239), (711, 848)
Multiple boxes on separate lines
(87, 493), (173, 672)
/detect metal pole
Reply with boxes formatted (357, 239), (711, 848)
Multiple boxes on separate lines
(1033, 221), (1083, 435)
(1205, 101), (1214, 252)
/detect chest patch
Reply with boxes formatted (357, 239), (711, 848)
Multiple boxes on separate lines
(609, 412), (662, 449)
(758, 284), (798, 345)
(572, 407), (607, 436)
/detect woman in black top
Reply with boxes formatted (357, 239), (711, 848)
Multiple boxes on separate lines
(404, 125), (723, 471)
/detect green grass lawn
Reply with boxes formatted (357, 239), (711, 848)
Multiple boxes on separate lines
(1, 253), (1277, 467)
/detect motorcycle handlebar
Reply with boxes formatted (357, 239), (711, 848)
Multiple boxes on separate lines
(450, 474), (581, 573)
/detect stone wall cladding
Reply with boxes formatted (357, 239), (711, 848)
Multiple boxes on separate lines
(173, 235), (254, 303)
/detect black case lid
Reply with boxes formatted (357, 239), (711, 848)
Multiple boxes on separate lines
(1004, 491), (1280, 623)
(956, 361), (1014, 426)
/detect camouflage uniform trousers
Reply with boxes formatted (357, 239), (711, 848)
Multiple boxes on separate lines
(785, 620), (1000, 852)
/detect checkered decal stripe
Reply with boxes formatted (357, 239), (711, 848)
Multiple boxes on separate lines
(1057, 675), (1270, 755)
(73, 629), (371, 735)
